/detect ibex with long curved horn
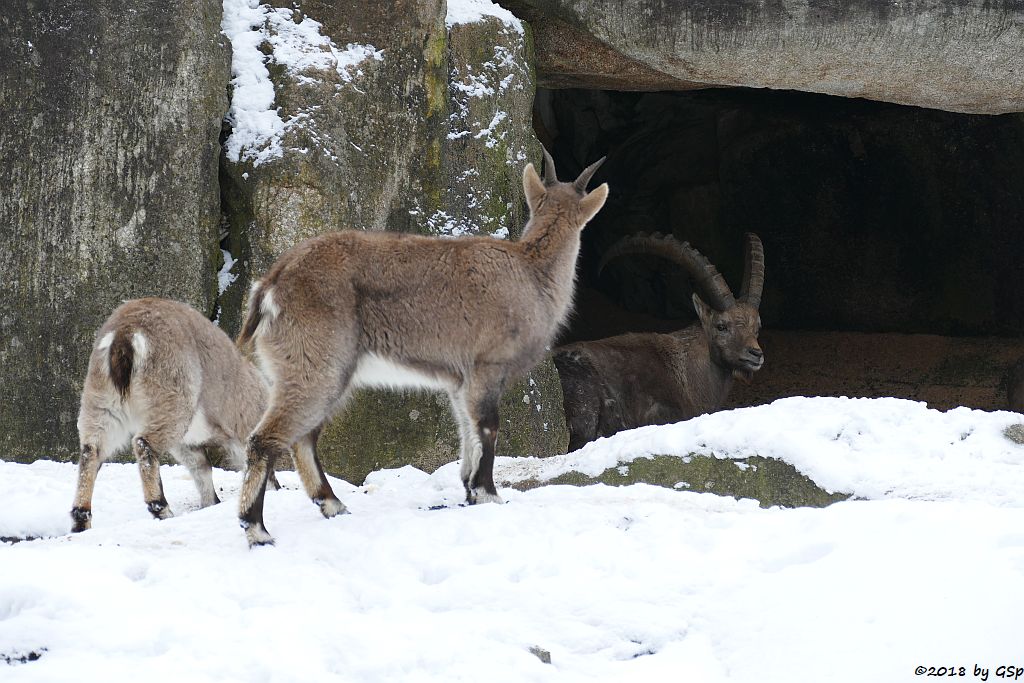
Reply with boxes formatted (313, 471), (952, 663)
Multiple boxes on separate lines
(235, 152), (608, 546)
(554, 233), (765, 451)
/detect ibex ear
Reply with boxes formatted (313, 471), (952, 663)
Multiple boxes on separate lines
(523, 163), (546, 214)
(692, 293), (713, 325)
(577, 183), (609, 225)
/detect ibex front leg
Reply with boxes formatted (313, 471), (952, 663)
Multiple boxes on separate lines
(454, 375), (505, 505)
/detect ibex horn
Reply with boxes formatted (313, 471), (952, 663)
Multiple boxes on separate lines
(541, 145), (558, 186)
(739, 233), (764, 309)
(574, 156), (606, 193)
(599, 232), (736, 311)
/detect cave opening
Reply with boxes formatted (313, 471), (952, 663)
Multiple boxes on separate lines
(536, 87), (1024, 411)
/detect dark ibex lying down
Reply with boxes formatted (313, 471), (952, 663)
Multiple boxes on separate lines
(235, 152), (608, 546)
(72, 298), (269, 532)
(554, 233), (765, 451)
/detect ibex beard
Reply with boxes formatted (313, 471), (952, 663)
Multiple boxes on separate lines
(236, 153), (609, 546)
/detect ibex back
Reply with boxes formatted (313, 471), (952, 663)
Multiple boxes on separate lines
(236, 153), (608, 546)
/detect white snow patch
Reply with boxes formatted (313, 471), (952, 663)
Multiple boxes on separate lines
(446, 0), (524, 33)
(497, 397), (1024, 506)
(217, 248), (238, 295)
(3, 397), (1024, 680)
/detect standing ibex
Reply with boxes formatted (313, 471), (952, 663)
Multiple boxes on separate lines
(235, 152), (608, 546)
(72, 298), (270, 532)
(554, 233), (765, 451)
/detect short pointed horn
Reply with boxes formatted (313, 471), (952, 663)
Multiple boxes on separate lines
(599, 232), (736, 311)
(541, 145), (558, 186)
(739, 233), (765, 309)
(574, 156), (606, 192)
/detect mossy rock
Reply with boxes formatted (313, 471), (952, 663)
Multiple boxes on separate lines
(510, 454), (850, 508)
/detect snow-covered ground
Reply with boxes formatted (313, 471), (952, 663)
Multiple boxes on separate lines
(3, 397), (1024, 682)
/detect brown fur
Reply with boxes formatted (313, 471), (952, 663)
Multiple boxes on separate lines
(555, 235), (765, 451)
(108, 331), (134, 399)
(71, 298), (269, 532)
(236, 157), (609, 546)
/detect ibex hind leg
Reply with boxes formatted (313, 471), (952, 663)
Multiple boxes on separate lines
(71, 443), (105, 532)
(239, 392), (341, 546)
(133, 436), (174, 521)
(292, 425), (347, 519)
(174, 445), (220, 507)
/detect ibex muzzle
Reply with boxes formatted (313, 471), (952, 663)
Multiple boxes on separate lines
(555, 233), (765, 451)
(236, 152), (609, 546)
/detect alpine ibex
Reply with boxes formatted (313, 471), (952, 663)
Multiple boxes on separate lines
(235, 152), (608, 546)
(554, 233), (765, 451)
(71, 298), (270, 532)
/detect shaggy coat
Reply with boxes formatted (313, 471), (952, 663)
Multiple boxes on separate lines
(235, 154), (608, 546)
(72, 298), (268, 532)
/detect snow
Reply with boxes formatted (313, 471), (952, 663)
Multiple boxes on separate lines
(446, 0), (524, 33)
(217, 248), (238, 296)
(220, 0), (382, 166)
(3, 397), (1024, 681)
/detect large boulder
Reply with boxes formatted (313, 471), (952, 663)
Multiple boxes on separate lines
(0, 0), (229, 462)
(499, 0), (1024, 114)
(219, 0), (568, 484)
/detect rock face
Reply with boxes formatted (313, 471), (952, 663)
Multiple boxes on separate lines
(219, 0), (567, 484)
(0, 0), (229, 462)
(500, 0), (1024, 114)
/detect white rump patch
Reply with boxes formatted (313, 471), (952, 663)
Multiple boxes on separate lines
(97, 332), (114, 351)
(260, 287), (280, 319)
(182, 410), (214, 446)
(131, 332), (148, 362)
(352, 354), (448, 391)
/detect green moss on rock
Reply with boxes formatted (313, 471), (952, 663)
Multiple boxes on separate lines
(510, 454), (850, 508)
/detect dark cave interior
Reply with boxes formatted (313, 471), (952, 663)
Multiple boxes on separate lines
(536, 87), (1024, 410)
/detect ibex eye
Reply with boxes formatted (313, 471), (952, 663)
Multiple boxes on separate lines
(716, 323), (727, 331)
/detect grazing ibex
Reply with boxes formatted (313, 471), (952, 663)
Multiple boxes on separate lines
(71, 298), (270, 532)
(554, 233), (765, 451)
(235, 152), (608, 546)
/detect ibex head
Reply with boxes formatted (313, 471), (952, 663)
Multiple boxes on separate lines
(600, 232), (766, 380)
(522, 147), (609, 229)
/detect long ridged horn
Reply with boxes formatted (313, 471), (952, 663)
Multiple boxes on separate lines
(599, 232), (736, 311)
(739, 232), (765, 309)
(541, 145), (558, 186)
(574, 156), (606, 193)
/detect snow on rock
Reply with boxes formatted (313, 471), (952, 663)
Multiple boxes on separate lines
(3, 397), (1023, 680)
(446, 0), (525, 33)
(217, 248), (238, 296)
(221, 0), (381, 166)
(494, 396), (1024, 506)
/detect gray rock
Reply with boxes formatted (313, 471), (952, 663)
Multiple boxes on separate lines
(0, 0), (230, 462)
(500, 0), (1024, 113)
